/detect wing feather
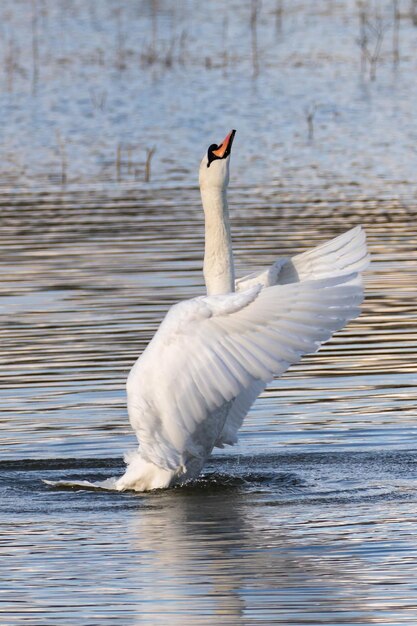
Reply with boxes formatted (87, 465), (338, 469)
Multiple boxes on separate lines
(236, 226), (369, 290)
(217, 226), (369, 449)
(127, 272), (365, 470)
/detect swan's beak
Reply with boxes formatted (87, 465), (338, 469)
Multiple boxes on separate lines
(213, 129), (236, 158)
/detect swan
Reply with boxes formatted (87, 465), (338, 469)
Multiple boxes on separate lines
(115, 129), (369, 492)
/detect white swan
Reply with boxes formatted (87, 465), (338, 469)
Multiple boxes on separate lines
(116, 130), (369, 492)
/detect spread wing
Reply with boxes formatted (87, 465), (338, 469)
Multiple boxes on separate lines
(236, 226), (369, 290)
(127, 273), (364, 471)
(222, 226), (369, 448)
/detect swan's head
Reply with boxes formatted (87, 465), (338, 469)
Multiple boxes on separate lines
(199, 129), (236, 190)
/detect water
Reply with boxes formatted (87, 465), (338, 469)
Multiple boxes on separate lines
(2, 189), (417, 624)
(1, 1), (417, 624)
(2, 453), (417, 624)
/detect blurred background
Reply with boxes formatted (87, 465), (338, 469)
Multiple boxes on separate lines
(0, 0), (417, 191)
(2, 3), (417, 625)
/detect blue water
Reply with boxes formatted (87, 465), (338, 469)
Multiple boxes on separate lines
(1, 0), (417, 623)
(2, 451), (417, 624)
(1, 188), (417, 624)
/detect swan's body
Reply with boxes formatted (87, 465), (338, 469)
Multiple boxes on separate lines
(116, 131), (369, 492)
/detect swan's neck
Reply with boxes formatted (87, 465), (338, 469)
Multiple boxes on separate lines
(201, 186), (235, 295)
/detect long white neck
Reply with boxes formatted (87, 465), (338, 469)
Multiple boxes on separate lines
(200, 185), (235, 295)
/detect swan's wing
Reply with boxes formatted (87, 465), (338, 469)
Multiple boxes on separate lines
(236, 226), (369, 290)
(280, 225), (369, 283)
(223, 226), (369, 449)
(235, 257), (289, 291)
(127, 273), (364, 471)
(215, 379), (265, 447)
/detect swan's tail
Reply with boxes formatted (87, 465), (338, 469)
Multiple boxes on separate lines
(115, 450), (183, 492)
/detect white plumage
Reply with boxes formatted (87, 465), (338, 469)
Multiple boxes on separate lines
(115, 131), (369, 492)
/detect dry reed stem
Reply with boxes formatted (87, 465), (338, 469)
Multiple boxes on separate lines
(145, 147), (156, 183)
(55, 130), (67, 185)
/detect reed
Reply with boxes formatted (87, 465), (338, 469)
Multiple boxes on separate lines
(304, 104), (316, 142)
(412, 0), (417, 26)
(89, 88), (107, 112)
(358, 1), (368, 76)
(31, 0), (39, 94)
(222, 14), (229, 77)
(144, 147), (156, 183)
(114, 7), (127, 71)
(4, 37), (18, 93)
(274, 0), (284, 34)
(116, 143), (122, 182)
(356, 2), (386, 81)
(392, 0), (400, 67)
(55, 130), (67, 185)
(250, 0), (260, 78)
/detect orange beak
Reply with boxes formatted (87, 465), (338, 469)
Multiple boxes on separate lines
(212, 129), (236, 158)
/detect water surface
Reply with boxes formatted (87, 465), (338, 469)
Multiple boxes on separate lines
(1, 188), (417, 624)
(2, 450), (417, 624)
(1, 0), (417, 623)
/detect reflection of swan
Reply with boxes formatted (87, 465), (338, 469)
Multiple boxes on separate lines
(117, 130), (369, 491)
(130, 488), (248, 623)
(128, 478), (374, 624)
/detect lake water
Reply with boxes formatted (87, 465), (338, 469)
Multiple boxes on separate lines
(1, 1), (417, 624)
